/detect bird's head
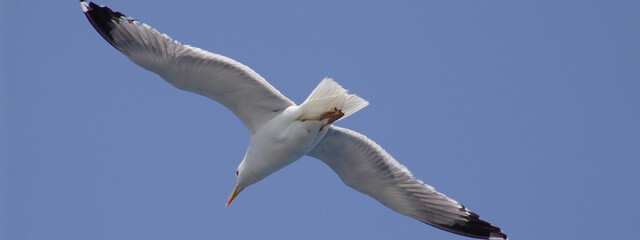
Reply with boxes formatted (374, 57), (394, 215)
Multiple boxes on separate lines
(226, 159), (263, 207)
(226, 149), (291, 207)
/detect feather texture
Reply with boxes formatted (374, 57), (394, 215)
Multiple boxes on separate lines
(309, 126), (507, 239)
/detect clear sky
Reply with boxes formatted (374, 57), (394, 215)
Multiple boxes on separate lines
(3, 1), (639, 239)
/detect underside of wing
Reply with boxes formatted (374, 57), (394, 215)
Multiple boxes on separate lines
(81, 1), (294, 132)
(308, 126), (507, 239)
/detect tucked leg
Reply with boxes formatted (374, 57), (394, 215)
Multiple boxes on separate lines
(297, 107), (345, 125)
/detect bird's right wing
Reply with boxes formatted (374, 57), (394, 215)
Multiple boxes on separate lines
(81, 1), (294, 132)
(308, 126), (507, 239)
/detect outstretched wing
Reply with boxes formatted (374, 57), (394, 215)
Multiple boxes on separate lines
(81, 1), (294, 132)
(308, 126), (507, 239)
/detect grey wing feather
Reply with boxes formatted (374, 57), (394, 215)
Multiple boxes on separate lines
(81, 1), (294, 132)
(308, 126), (507, 239)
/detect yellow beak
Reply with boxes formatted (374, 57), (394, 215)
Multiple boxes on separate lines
(226, 184), (242, 207)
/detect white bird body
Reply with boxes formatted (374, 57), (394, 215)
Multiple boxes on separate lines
(238, 78), (367, 188)
(239, 105), (327, 185)
(80, 1), (506, 239)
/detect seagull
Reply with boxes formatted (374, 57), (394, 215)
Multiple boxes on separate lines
(80, 1), (507, 239)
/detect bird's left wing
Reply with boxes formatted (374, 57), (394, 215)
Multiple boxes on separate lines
(308, 126), (507, 239)
(81, 1), (294, 132)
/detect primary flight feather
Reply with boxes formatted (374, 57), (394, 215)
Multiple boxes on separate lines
(80, 1), (507, 239)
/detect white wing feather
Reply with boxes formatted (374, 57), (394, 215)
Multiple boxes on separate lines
(308, 126), (507, 239)
(82, 2), (294, 132)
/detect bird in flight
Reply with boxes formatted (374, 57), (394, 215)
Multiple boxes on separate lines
(80, 1), (507, 239)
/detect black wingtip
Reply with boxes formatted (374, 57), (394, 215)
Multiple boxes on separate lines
(446, 217), (507, 239)
(423, 206), (507, 239)
(80, 1), (128, 50)
(428, 205), (507, 239)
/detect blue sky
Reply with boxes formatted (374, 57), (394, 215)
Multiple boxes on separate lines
(3, 1), (639, 239)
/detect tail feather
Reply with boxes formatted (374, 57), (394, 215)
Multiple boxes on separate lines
(301, 78), (368, 122)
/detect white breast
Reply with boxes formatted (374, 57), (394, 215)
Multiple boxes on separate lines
(242, 106), (328, 182)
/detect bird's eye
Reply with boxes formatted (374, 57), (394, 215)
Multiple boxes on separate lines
(235, 170), (239, 176)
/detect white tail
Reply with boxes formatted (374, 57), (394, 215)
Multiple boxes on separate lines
(300, 78), (369, 122)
